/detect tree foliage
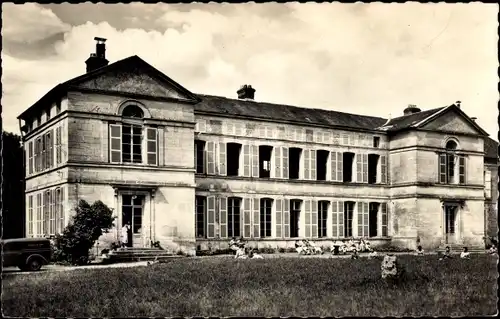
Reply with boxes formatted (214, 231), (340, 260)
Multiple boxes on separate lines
(53, 199), (115, 265)
(1, 131), (24, 239)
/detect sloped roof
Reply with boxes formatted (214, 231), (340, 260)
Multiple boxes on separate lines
(18, 55), (200, 120)
(195, 94), (388, 130)
(379, 107), (446, 131)
(484, 136), (499, 160)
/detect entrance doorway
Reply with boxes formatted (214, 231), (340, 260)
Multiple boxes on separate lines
(444, 205), (459, 244)
(122, 194), (145, 247)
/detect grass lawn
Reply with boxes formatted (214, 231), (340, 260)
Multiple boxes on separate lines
(2, 254), (497, 317)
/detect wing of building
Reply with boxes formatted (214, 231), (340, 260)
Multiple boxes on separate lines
(17, 38), (498, 254)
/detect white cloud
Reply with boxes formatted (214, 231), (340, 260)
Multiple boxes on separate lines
(2, 3), (71, 43)
(2, 3), (498, 139)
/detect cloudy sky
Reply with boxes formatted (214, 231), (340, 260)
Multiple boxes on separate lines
(2, 3), (498, 139)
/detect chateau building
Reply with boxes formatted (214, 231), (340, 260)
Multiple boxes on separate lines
(18, 38), (498, 255)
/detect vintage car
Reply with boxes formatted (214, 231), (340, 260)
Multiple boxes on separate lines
(2, 237), (52, 271)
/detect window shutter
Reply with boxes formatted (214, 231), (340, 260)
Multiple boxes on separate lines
(218, 142), (227, 176)
(48, 130), (54, 169)
(146, 127), (158, 165)
(362, 154), (368, 183)
(28, 195), (33, 237)
(275, 199), (283, 238)
(330, 151), (337, 181)
(28, 141), (33, 175)
(438, 153), (447, 183)
(363, 202), (369, 237)
(381, 202), (388, 237)
(331, 201), (340, 237)
(56, 126), (62, 165)
(304, 200), (311, 238)
(304, 150), (310, 180)
(310, 150), (317, 181)
(275, 147), (282, 178)
(282, 147), (289, 179)
(59, 187), (64, 233)
(337, 152), (343, 182)
(357, 202), (363, 237)
(34, 140), (39, 173)
(338, 201), (344, 238)
(219, 197), (227, 238)
(109, 124), (122, 163)
(485, 170), (492, 199)
(251, 145), (259, 177)
(206, 141), (216, 175)
(311, 200), (318, 238)
(252, 198), (260, 238)
(207, 196), (216, 238)
(243, 198), (251, 238)
(41, 135), (47, 170)
(36, 193), (42, 237)
(356, 154), (362, 182)
(243, 145), (251, 177)
(458, 155), (466, 185)
(380, 155), (387, 184)
(283, 199), (290, 238)
(50, 189), (55, 235)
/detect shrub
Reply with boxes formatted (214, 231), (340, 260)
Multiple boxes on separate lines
(257, 247), (276, 254)
(52, 200), (115, 265)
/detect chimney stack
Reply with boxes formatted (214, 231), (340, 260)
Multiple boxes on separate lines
(471, 117), (477, 122)
(403, 104), (422, 116)
(85, 37), (109, 73)
(237, 85), (256, 100)
(455, 100), (461, 108)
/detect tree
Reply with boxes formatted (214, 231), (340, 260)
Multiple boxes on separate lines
(1, 131), (25, 239)
(53, 200), (115, 265)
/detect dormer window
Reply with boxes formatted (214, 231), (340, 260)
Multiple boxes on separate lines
(122, 105), (144, 118)
(373, 136), (380, 148)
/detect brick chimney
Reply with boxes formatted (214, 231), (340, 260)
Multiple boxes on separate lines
(403, 104), (421, 116)
(237, 85), (255, 100)
(455, 100), (461, 109)
(85, 37), (109, 73)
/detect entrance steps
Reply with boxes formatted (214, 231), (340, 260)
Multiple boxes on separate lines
(102, 247), (183, 263)
(437, 244), (485, 254)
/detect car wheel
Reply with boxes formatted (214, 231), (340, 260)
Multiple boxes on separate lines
(27, 257), (43, 271)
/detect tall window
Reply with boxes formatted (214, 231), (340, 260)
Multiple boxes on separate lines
(318, 201), (329, 238)
(290, 200), (301, 238)
(122, 124), (142, 163)
(260, 198), (272, 238)
(109, 104), (158, 165)
(195, 196), (206, 238)
(195, 140), (206, 174)
(344, 201), (355, 237)
(228, 198), (241, 238)
(122, 194), (144, 235)
(439, 140), (466, 185)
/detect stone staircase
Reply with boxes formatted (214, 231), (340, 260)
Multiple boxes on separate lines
(100, 247), (184, 263)
(436, 244), (485, 254)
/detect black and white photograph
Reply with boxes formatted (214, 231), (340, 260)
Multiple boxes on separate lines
(1, 2), (498, 317)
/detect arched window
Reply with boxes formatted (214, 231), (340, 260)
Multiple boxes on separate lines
(122, 105), (144, 118)
(446, 140), (458, 150)
(439, 139), (466, 185)
(109, 102), (158, 166)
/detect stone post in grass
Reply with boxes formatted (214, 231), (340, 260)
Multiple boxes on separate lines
(381, 254), (405, 280)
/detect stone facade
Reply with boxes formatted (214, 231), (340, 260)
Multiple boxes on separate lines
(19, 55), (497, 255)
